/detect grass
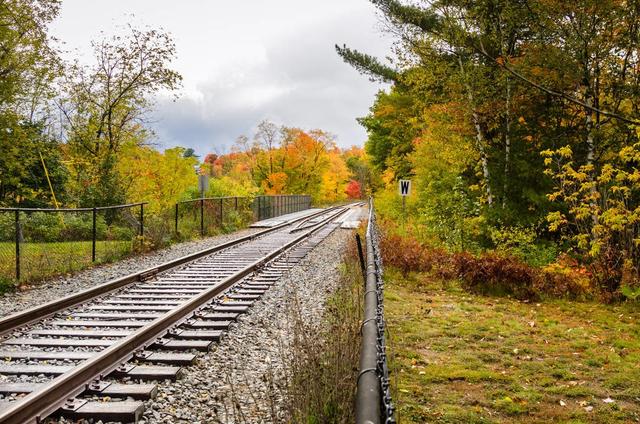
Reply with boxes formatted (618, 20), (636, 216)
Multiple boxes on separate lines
(0, 208), (256, 286)
(0, 240), (132, 284)
(385, 268), (640, 423)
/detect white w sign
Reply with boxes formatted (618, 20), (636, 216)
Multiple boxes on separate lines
(399, 180), (411, 196)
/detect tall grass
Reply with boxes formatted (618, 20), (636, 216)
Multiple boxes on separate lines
(281, 236), (363, 423)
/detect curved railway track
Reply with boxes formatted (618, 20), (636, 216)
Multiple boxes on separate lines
(0, 204), (358, 423)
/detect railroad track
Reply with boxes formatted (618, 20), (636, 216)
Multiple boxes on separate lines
(0, 205), (357, 423)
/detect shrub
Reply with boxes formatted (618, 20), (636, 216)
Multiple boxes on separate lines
(454, 252), (540, 299)
(107, 225), (135, 241)
(0, 212), (14, 242)
(380, 233), (425, 276)
(489, 225), (559, 267)
(381, 227), (592, 301)
(22, 212), (62, 242)
(59, 215), (107, 241)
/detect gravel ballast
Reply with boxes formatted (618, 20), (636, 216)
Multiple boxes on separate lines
(142, 228), (352, 424)
(0, 228), (260, 317)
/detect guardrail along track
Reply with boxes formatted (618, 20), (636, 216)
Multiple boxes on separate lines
(356, 199), (395, 424)
(0, 205), (354, 423)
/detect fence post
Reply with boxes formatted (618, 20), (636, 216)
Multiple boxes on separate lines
(14, 210), (20, 280)
(234, 196), (238, 210)
(139, 203), (144, 237)
(219, 198), (223, 226)
(200, 198), (205, 236)
(92, 208), (97, 262)
(175, 203), (179, 234)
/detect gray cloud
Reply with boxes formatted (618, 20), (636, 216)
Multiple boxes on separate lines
(150, 8), (391, 156)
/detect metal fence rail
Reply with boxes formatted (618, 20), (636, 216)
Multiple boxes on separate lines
(175, 194), (312, 237)
(0, 203), (147, 281)
(254, 194), (311, 221)
(0, 195), (313, 283)
(356, 198), (395, 424)
(175, 196), (254, 237)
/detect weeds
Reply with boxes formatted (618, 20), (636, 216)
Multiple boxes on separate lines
(281, 237), (362, 423)
(381, 227), (597, 301)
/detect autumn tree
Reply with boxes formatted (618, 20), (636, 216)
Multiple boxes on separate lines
(59, 26), (182, 206)
(0, 0), (65, 206)
(117, 144), (198, 214)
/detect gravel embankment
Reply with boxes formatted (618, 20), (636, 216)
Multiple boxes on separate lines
(0, 228), (260, 317)
(142, 228), (352, 424)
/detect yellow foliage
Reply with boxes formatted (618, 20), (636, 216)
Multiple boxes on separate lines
(117, 144), (198, 214)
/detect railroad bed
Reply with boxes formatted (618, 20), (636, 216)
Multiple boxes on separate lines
(0, 204), (364, 423)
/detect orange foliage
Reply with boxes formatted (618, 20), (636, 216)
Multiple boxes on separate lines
(345, 180), (362, 199)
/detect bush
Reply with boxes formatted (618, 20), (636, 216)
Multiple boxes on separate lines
(107, 225), (135, 241)
(380, 228), (591, 301)
(59, 214), (107, 241)
(0, 212), (14, 241)
(454, 252), (540, 299)
(22, 212), (62, 242)
(489, 225), (559, 267)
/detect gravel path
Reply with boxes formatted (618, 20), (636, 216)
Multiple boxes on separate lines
(142, 228), (352, 424)
(0, 228), (260, 317)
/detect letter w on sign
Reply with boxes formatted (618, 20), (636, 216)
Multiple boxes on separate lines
(399, 180), (411, 196)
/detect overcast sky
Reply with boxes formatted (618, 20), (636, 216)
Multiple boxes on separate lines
(49, 1), (392, 157)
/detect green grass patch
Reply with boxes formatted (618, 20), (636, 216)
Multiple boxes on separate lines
(0, 240), (132, 282)
(385, 268), (640, 423)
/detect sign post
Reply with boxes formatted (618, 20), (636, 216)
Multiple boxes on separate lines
(198, 175), (209, 197)
(399, 179), (411, 226)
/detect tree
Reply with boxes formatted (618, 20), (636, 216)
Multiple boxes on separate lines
(117, 144), (197, 214)
(254, 120), (281, 176)
(0, 0), (64, 207)
(60, 25), (182, 206)
(345, 180), (362, 199)
(182, 148), (199, 159)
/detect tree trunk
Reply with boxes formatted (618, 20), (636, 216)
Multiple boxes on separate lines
(584, 91), (599, 228)
(503, 77), (511, 209)
(458, 56), (493, 206)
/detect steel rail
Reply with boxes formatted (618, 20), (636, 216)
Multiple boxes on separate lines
(0, 207), (338, 336)
(0, 206), (350, 424)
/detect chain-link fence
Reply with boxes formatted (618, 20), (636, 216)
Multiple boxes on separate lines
(176, 195), (311, 237)
(254, 194), (312, 221)
(0, 203), (146, 282)
(0, 195), (314, 283)
(175, 196), (253, 238)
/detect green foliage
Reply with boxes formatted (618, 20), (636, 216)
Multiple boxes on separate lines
(620, 285), (640, 301)
(20, 213), (108, 242)
(339, 0), (640, 298)
(359, 88), (421, 179)
(489, 226), (558, 267)
(0, 213), (14, 241)
(335, 44), (399, 83)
